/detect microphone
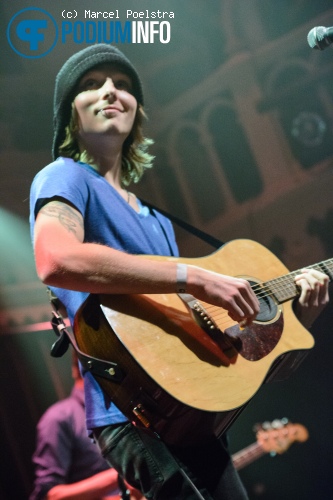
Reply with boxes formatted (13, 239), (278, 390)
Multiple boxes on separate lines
(307, 26), (333, 50)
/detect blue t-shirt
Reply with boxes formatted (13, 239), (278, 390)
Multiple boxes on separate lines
(30, 157), (179, 429)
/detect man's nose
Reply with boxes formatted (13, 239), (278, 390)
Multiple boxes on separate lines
(101, 77), (116, 97)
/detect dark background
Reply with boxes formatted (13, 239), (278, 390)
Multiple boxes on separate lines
(1, 1), (333, 498)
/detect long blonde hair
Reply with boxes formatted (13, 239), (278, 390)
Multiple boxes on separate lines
(58, 103), (154, 185)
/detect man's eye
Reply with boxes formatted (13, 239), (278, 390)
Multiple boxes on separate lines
(115, 80), (131, 91)
(80, 79), (100, 91)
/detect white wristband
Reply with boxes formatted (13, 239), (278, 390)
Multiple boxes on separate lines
(176, 263), (187, 293)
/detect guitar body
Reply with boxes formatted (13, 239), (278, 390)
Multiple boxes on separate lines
(74, 239), (315, 445)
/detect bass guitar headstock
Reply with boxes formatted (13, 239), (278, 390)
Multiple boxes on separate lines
(254, 418), (309, 455)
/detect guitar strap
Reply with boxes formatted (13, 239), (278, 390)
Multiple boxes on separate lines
(49, 290), (124, 384)
(142, 199), (224, 250)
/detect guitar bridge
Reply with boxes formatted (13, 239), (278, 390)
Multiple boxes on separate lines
(178, 293), (219, 334)
(177, 293), (236, 356)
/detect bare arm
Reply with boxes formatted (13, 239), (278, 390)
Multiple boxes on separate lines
(45, 469), (119, 500)
(33, 200), (260, 324)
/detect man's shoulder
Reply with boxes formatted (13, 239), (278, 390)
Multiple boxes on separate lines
(38, 157), (77, 175)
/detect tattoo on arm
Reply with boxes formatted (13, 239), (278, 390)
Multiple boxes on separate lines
(40, 202), (83, 235)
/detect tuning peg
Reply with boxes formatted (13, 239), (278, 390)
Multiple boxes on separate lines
(271, 418), (288, 429)
(261, 421), (272, 430)
(253, 420), (272, 432)
(253, 417), (290, 434)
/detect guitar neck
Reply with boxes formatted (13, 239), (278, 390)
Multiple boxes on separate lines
(232, 442), (265, 471)
(264, 258), (333, 303)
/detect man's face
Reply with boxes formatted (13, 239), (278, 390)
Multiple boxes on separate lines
(74, 63), (137, 145)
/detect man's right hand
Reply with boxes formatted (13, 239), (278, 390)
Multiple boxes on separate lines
(187, 266), (260, 325)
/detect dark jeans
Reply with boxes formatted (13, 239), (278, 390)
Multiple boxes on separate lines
(93, 422), (248, 500)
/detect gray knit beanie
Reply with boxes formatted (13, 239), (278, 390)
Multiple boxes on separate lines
(52, 44), (144, 160)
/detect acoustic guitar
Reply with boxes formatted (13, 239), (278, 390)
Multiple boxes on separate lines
(74, 239), (332, 445)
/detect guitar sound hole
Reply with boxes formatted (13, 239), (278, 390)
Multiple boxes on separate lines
(248, 280), (278, 323)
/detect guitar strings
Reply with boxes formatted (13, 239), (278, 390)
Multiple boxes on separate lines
(200, 282), (300, 327)
(192, 259), (333, 328)
(204, 285), (285, 326)
(250, 260), (333, 298)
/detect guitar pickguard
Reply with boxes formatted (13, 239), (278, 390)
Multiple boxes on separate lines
(225, 314), (284, 361)
(224, 278), (283, 361)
